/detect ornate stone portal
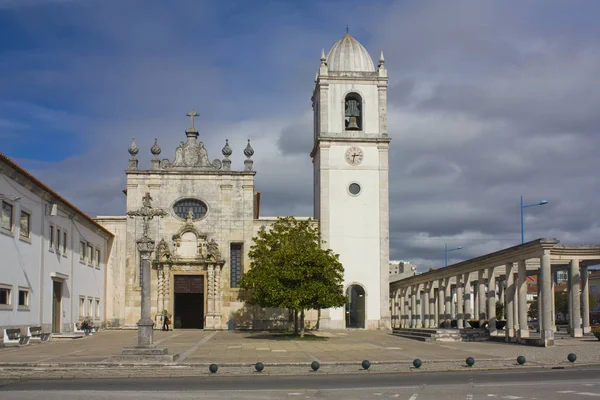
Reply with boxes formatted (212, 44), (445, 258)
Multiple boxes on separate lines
(153, 216), (225, 330)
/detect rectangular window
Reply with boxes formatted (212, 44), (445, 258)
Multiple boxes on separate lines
(0, 285), (11, 307)
(87, 244), (93, 264)
(19, 210), (31, 239)
(96, 249), (101, 267)
(18, 289), (29, 307)
(229, 243), (243, 288)
(49, 225), (55, 250)
(95, 299), (100, 319)
(56, 227), (61, 251)
(87, 298), (93, 317)
(80, 241), (86, 262)
(1, 201), (13, 231)
(62, 231), (68, 254)
(79, 296), (85, 317)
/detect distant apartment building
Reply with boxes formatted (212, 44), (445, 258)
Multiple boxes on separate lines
(389, 260), (417, 281)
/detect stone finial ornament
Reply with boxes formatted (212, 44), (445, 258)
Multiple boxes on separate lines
(244, 139), (254, 171)
(244, 139), (254, 158)
(222, 139), (232, 158)
(320, 48), (327, 65)
(129, 138), (139, 156)
(379, 50), (385, 66)
(221, 139), (232, 171)
(128, 138), (139, 169)
(151, 138), (161, 157)
(151, 138), (161, 170)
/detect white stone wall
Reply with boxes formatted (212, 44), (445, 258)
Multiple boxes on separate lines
(94, 216), (126, 327)
(0, 166), (111, 334)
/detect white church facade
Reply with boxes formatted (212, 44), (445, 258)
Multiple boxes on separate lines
(96, 33), (392, 330)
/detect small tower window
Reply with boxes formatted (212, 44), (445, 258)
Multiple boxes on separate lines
(344, 93), (362, 131)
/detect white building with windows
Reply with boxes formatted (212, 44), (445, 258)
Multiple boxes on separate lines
(0, 153), (113, 335)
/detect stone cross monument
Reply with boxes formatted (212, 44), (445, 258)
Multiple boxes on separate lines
(111, 192), (178, 362)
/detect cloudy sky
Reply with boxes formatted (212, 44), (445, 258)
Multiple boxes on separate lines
(1, 0), (599, 272)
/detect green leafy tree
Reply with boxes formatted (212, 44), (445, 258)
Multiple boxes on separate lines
(527, 298), (538, 320)
(554, 292), (569, 320)
(238, 217), (346, 337)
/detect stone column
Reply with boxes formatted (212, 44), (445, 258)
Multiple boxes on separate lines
(581, 265), (591, 333)
(424, 284), (430, 328)
(478, 270), (486, 320)
(488, 267), (497, 336)
(429, 283), (436, 328)
(444, 278), (452, 327)
(464, 273), (472, 322)
(505, 262), (515, 340)
(456, 274), (464, 328)
(402, 288), (408, 328)
(438, 279), (445, 328)
(215, 264), (222, 328)
(417, 285), (425, 328)
(206, 264), (215, 329)
(551, 276), (556, 332)
(164, 270), (171, 316)
(406, 287), (412, 328)
(541, 250), (554, 345)
(157, 267), (164, 316)
(537, 271), (542, 332)
(569, 259), (582, 337)
(137, 236), (155, 346)
(474, 286), (479, 319)
(410, 285), (418, 328)
(391, 290), (398, 328)
(517, 260), (529, 338)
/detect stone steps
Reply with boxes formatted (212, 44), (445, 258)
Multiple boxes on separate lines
(392, 328), (490, 343)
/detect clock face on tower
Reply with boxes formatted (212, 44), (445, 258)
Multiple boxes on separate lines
(345, 146), (364, 166)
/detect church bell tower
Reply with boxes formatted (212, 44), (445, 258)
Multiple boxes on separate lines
(311, 33), (391, 329)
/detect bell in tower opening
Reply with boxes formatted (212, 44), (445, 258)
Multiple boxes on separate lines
(345, 93), (362, 130)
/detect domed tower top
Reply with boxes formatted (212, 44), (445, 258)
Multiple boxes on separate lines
(326, 33), (375, 72)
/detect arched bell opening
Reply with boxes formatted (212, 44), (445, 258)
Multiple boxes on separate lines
(344, 92), (363, 131)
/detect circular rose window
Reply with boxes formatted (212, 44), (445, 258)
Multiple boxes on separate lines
(172, 198), (208, 220)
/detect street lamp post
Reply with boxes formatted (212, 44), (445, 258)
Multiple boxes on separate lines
(520, 195), (548, 244)
(445, 244), (463, 267)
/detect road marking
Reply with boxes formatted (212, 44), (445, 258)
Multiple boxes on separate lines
(272, 349), (287, 352)
(467, 395), (473, 400)
(574, 393), (600, 397)
(502, 396), (523, 399)
(409, 394), (419, 400)
(385, 347), (403, 350)
(176, 331), (218, 362)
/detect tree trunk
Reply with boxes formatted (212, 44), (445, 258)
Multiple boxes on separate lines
(294, 309), (299, 335)
(300, 309), (305, 338)
(316, 309), (321, 330)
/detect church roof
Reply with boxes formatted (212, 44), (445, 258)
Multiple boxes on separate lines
(326, 33), (375, 72)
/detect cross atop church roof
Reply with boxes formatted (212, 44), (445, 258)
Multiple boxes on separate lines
(186, 110), (200, 131)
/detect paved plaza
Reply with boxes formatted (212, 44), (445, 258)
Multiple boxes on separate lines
(0, 330), (599, 379)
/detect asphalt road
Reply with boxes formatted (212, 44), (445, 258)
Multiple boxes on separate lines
(1, 367), (599, 399)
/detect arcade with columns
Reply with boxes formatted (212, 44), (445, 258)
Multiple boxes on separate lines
(390, 239), (600, 346)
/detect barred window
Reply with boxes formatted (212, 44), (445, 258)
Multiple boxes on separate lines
(173, 198), (208, 220)
(230, 243), (243, 288)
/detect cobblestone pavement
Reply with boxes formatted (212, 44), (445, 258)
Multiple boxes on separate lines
(0, 330), (598, 379)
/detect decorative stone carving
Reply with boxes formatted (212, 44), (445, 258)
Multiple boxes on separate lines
(155, 238), (171, 262)
(207, 238), (221, 261)
(128, 138), (139, 169)
(221, 139), (232, 171)
(244, 139), (254, 171)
